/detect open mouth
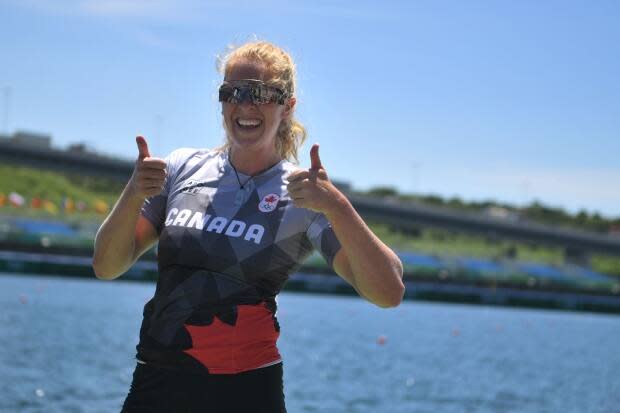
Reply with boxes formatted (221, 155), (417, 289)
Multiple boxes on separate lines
(235, 118), (262, 130)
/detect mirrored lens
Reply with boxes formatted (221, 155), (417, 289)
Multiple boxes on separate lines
(218, 81), (288, 105)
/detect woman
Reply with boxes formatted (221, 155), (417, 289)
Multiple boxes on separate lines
(93, 40), (404, 413)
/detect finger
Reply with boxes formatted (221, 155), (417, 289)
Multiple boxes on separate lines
(143, 181), (165, 190)
(291, 198), (308, 209)
(144, 182), (165, 190)
(136, 136), (151, 161)
(141, 178), (166, 187)
(308, 168), (320, 182)
(140, 158), (167, 170)
(310, 143), (322, 171)
(143, 185), (164, 194)
(287, 179), (308, 193)
(287, 191), (306, 203)
(287, 170), (310, 183)
(140, 169), (167, 180)
(143, 187), (165, 197)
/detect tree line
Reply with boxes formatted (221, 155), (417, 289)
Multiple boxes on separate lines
(363, 186), (620, 234)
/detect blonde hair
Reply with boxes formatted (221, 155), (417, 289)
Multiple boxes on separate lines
(217, 40), (307, 162)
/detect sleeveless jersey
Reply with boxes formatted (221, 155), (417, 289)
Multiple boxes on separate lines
(137, 148), (341, 375)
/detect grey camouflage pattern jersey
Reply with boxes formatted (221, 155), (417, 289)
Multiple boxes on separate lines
(138, 148), (341, 374)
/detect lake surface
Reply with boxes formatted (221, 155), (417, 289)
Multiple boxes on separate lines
(1, 272), (619, 413)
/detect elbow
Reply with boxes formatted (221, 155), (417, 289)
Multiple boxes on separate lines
(373, 279), (405, 309)
(378, 282), (405, 308)
(380, 259), (405, 308)
(92, 265), (113, 280)
(92, 257), (119, 280)
(370, 259), (406, 308)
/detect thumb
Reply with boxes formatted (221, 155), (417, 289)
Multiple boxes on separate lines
(136, 135), (151, 160)
(310, 143), (322, 170)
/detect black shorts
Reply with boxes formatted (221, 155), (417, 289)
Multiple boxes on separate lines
(121, 362), (286, 413)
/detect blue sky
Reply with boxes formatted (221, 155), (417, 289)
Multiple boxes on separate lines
(1, 0), (619, 217)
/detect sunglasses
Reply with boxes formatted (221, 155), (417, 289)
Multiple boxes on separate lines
(219, 79), (289, 105)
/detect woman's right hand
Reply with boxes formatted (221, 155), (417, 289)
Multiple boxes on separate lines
(130, 136), (168, 199)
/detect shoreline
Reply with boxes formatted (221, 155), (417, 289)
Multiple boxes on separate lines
(1, 249), (619, 315)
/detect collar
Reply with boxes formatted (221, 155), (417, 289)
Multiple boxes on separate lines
(220, 149), (286, 183)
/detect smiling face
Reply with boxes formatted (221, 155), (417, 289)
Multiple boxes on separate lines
(222, 59), (291, 158)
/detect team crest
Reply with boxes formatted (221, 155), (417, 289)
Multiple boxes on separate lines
(258, 193), (280, 213)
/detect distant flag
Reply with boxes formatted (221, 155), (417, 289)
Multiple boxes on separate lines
(9, 192), (25, 207)
(43, 200), (59, 215)
(31, 196), (42, 209)
(63, 197), (75, 213)
(93, 199), (109, 214)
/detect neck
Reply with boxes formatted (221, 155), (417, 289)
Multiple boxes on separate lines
(228, 145), (282, 176)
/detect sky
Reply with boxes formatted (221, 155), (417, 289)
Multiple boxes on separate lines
(1, 0), (619, 217)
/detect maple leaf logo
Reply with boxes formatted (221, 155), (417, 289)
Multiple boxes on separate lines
(258, 193), (280, 213)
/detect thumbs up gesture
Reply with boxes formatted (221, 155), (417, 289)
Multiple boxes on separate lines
(129, 136), (168, 199)
(286, 143), (344, 214)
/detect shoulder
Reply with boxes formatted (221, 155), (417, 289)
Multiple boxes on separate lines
(166, 147), (222, 167)
(280, 159), (304, 182)
(164, 147), (224, 176)
(280, 159), (300, 173)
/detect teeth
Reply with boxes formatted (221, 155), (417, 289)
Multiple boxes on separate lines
(237, 119), (261, 127)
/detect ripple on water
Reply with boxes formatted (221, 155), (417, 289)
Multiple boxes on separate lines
(2, 275), (620, 413)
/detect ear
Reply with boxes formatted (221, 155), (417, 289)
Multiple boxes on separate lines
(281, 97), (296, 120)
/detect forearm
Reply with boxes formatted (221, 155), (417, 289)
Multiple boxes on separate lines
(92, 183), (145, 280)
(326, 196), (404, 307)
(286, 144), (404, 306)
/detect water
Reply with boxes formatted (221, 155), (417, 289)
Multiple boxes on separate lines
(1, 273), (619, 413)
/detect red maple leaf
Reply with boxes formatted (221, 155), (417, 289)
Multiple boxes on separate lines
(183, 304), (280, 374)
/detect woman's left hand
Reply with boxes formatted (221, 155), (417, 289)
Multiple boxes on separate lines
(286, 144), (344, 215)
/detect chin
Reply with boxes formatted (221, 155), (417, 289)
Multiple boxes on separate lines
(230, 134), (263, 148)
(230, 129), (275, 149)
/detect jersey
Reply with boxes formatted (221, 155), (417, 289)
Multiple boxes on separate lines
(137, 148), (341, 375)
